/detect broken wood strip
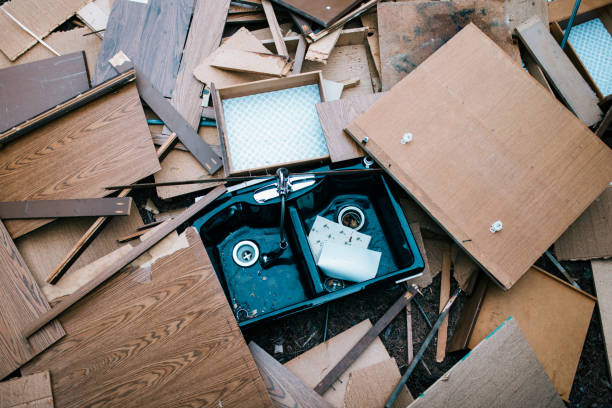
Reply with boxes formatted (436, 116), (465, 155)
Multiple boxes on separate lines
(0, 371), (53, 408)
(25, 186), (226, 338)
(209, 48), (293, 76)
(116, 228), (151, 243)
(0, 198), (132, 219)
(305, 26), (343, 63)
(262, 0), (289, 57)
(0, 220), (65, 380)
(406, 303), (414, 364)
(436, 245), (451, 363)
(314, 290), (414, 394)
(306, 0), (377, 43)
(515, 17), (602, 126)
(0, 68), (135, 146)
(250, 342), (334, 408)
(226, 11), (267, 23)
(522, 45), (554, 93)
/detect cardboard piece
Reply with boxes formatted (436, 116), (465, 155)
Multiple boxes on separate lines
(344, 24), (612, 289)
(344, 359), (413, 408)
(592, 259), (612, 380)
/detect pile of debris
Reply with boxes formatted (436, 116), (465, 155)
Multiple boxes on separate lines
(0, 0), (611, 406)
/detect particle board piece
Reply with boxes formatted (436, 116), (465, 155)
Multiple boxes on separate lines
(285, 320), (393, 408)
(360, 13), (381, 77)
(436, 244), (451, 362)
(378, 1), (520, 91)
(0, 27), (102, 75)
(77, 0), (111, 38)
(0, 0), (89, 61)
(0, 52), (90, 134)
(0, 371), (53, 408)
(22, 228), (273, 408)
(209, 48), (293, 77)
(408, 317), (565, 408)
(592, 259), (612, 379)
(315, 93), (379, 162)
(0, 83), (159, 239)
(554, 186), (612, 261)
(466, 266), (596, 400)
(262, 0), (289, 57)
(345, 23), (612, 290)
(0, 220), (65, 380)
(549, 0), (612, 22)
(515, 17), (602, 126)
(344, 359), (413, 408)
(15, 201), (143, 292)
(271, 0), (362, 27)
(0, 197), (131, 219)
(305, 26), (343, 63)
(249, 342), (333, 408)
(93, 0), (193, 97)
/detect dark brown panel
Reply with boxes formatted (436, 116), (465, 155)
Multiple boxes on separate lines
(271, 0), (362, 27)
(0, 198), (132, 219)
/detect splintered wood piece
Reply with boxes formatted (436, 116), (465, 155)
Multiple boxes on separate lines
(262, 0), (289, 57)
(345, 24), (612, 290)
(314, 291), (414, 394)
(305, 26), (342, 63)
(0, 371), (53, 408)
(22, 186), (226, 339)
(209, 48), (293, 76)
(436, 245), (451, 362)
(0, 198), (132, 219)
(22, 228), (273, 407)
(249, 342), (333, 408)
(592, 259), (612, 380)
(515, 17), (602, 126)
(408, 318), (565, 408)
(0, 220), (65, 380)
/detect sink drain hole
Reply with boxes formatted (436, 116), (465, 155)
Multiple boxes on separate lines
(338, 206), (365, 231)
(232, 240), (259, 267)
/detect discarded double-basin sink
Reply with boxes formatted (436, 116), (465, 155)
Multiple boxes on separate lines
(192, 161), (424, 327)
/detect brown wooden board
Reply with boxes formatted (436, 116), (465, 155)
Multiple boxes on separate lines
(448, 274), (487, 352)
(208, 48), (293, 77)
(249, 342), (333, 408)
(92, 0), (193, 97)
(0, 83), (159, 239)
(0, 51), (89, 134)
(436, 246), (451, 362)
(344, 359), (413, 408)
(409, 317), (565, 408)
(344, 24), (612, 290)
(22, 228), (273, 407)
(466, 266), (596, 400)
(0, 197), (131, 219)
(0, 0), (89, 61)
(271, 0), (362, 27)
(378, 1), (520, 91)
(554, 186), (612, 261)
(0, 371), (53, 408)
(592, 259), (612, 379)
(0, 220), (65, 380)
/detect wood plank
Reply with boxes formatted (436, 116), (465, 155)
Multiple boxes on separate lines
(344, 24), (612, 290)
(262, 0), (289, 57)
(549, 0), (612, 22)
(515, 17), (602, 126)
(271, 0), (362, 27)
(436, 245), (451, 362)
(0, 371), (53, 408)
(315, 93), (379, 162)
(0, 52), (89, 134)
(522, 45), (554, 93)
(209, 48), (293, 76)
(344, 359), (413, 408)
(0, 220), (65, 380)
(22, 228), (273, 408)
(0, 82), (159, 239)
(408, 223), (433, 289)
(448, 274), (488, 352)
(467, 266), (596, 400)
(92, 0), (193, 97)
(285, 320), (394, 408)
(249, 342), (333, 408)
(0, 198), (131, 219)
(378, 1), (520, 91)
(507, 0), (549, 30)
(77, 0), (110, 39)
(409, 317), (565, 408)
(451, 243), (480, 293)
(0, 0), (89, 61)
(22, 186), (226, 339)
(555, 186), (612, 260)
(305, 26), (343, 63)
(154, 0), (230, 199)
(592, 259), (612, 380)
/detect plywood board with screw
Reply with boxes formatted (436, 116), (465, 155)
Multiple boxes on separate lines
(345, 24), (612, 290)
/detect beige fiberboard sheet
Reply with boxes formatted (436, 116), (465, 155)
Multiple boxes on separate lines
(592, 259), (612, 380)
(344, 24), (612, 290)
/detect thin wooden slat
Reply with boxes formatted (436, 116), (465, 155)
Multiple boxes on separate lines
(436, 245), (451, 362)
(0, 371), (53, 408)
(22, 228), (273, 408)
(515, 17), (602, 126)
(344, 23), (612, 290)
(0, 220), (65, 380)
(306, 0), (377, 43)
(23, 186), (226, 339)
(208, 48), (293, 77)
(249, 342), (333, 408)
(0, 198), (131, 219)
(262, 0), (289, 57)
(592, 259), (612, 380)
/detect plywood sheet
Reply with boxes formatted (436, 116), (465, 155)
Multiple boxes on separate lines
(285, 320), (391, 408)
(344, 359), (413, 408)
(345, 24), (612, 289)
(22, 228), (273, 408)
(0, 0), (89, 61)
(93, 0), (193, 97)
(468, 266), (596, 400)
(0, 52), (89, 134)
(0, 371), (53, 408)
(0, 220), (65, 380)
(0, 83), (159, 239)
(592, 259), (612, 379)
(378, 1), (519, 91)
(555, 186), (612, 261)
(409, 317), (565, 408)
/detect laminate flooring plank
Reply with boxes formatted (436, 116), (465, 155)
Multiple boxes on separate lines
(92, 0), (194, 97)
(22, 228), (272, 408)
(0, 371), (53, 408)
(0, 197), (131, 219)
(0, 52), (90, 134)
(0, 83), (160, 239)
(0, 221), (65, 380)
